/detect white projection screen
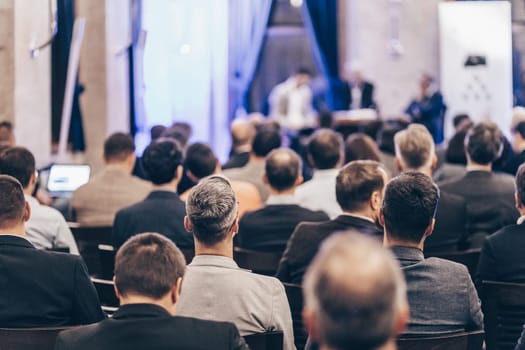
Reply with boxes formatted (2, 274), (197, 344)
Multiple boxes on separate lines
(439, 1), (512, 139)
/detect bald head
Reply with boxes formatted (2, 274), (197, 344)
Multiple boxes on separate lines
(265, 148), (302, 192)
(394, 124), (435, 173)
(230, 119), (255, 149)
(303, 232), (407, 350)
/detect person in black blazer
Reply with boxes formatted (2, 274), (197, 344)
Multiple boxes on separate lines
(112, 139), (193, 250)
(335, 64), (376, 110)
(55, 233), (248, 350)
(276, 160), (387, 284)
(0, 175), (104, 328)
(238, 148), (328, 253)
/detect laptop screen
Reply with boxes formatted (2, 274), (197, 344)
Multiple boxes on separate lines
(47, 164), (91, 193)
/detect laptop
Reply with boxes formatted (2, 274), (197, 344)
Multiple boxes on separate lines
(46, 164), (91, 198)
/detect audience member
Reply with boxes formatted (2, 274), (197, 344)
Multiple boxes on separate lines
(382, 172), (483, 334)
(452, 113), (472, 133)
(432, 126), (469, 184)
(112, 139), (193, 250)
(55, 233), (248, 350)
(344, 133), (382, 164)
(0, 147), (78, 254)
(303, 232), (408, 350)
(338, 62), (377, 110)
(440, 121), (518, 248)
(223, 126), (281, 201)
(378, 125), (403, 177)
(505, 121), (525, 175)
(277, 160), (386, 284)
(177, 176), (295, 350)
(0, 120), (15, 147)
(132, 124), (168, 179)
(238, 148), (328, 253)
(223, 119), (255, 170)
(71, 133), (151, 225)
(294, 129), (343, 219)
(150, 125), (167, 141)
(0, 175), (104, 327)
(394, 125), (468, 252)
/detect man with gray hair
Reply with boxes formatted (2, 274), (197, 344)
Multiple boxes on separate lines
(394, 124), (468, 252)
(303, 232), (408, 350)
(177, 176), (295, 350)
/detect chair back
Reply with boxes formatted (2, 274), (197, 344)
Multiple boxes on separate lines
(98, 244), (116, 279)
(283, 283), (307, 350)
(91, 277), (119, 314)
(397, 330), (484, 350)
(0, 327), (72, 350)
(233, 247), (281, 276)
(426, 249), (481, 277)
(243, 331), (283, 350)
(69, 223), (112, 277)
(482, 280), (525, 350)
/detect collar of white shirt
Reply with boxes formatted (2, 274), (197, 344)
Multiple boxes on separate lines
(266, 194), (297, 206)
(518, 215), (525, 225)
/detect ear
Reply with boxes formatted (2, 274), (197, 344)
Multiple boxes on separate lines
(30, 171), (37, 187)
(395, 157), (403, 172)
(175, 165), (183, 181)
(262, 174), (269, 185)
(423, 218), (435, 239)
(516, 192), (522, 211)
(430, 154), (438, 172)
(370, 190), (382, 212)
(23, 201), (31, 223)
(378, 208), (385, 227)
(231, 217), (239, 238)
(215, 160), (221, 174)
(394, 301), (410, 336)
(183, 216), (193, 233)
(172, 277), (183, 305)
(113, 276), (122, 302)
(295, 175), (304, 186)
(302, 308), (320, 343)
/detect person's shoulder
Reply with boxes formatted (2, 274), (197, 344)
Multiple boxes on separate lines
(493, 171), (516, 185)
(56, 322), (101, 345)
(294, 206), (329, 220)
(425, 256), (470, 276)
(488, 224), (523, 242)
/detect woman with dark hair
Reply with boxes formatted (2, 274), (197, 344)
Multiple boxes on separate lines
(344, 133), (382, 164)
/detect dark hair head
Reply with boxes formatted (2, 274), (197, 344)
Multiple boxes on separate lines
(296, 67), (313, 76)
(513, 121), (525, 140)
(104, 133), (135, 162)
(142, 138), (183, 185)
(452, 114), (471, 129)
(114, 233), (186, 300)
(516, 163), (525, 207)
(252, 127), (281, 157)
(336, 160), (386, 212)
(0, 175), (26, 229)
(150, 125), (167, 141)
(382, 172), (440, 243)
(344, 133), (381, 164)
(445, 129), (469, 165)
(466, 121), (503, 165)
(0, 147), (35, 188)
(185, 143), (217, 179)
(379, 126), (406, 155)
(265, 148), (302, 192)
(308, 129), (343, 169)
(319, 111), (334, 129)
(0, 121), (14, 147)
(161, 124), (192, 148)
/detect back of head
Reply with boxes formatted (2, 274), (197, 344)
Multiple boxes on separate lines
(382, 172), (440, 244)
(115, 233), (186, 299)
(0, 175), (26, 230)
(394, 124), (435, 171)
(344, 133), (381, 164)
(511, 106), (525, 131)
(0, 146), (35, 188)
(252, 127), (281, 157)
(379, 125), (405, 155)
(513, 121), (525, 140)
(308, 129), (343, 170)
(161, 123), (192, 149)
(150, 125), (167, 141)
(336, 160), (386, 212)
(104, 133), (135, 163)
(0, 121), (14, 147)
(516, 164), (525, 208)
(185, 143), (217, 180)
(142, 138), (183, 185)
(231, 119), (255, 148)
(186, 176), (238, 246)
(445, 128), (469, 165)
(265, 148), (302, 192)
(303, 232), (407, 350)
(466, 121), (503, 165)
(452, 114), (471, 129)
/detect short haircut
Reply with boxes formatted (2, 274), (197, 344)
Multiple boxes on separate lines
(394, 124), (435, 170)
(185, 143), (217, 179)
(513, 121), (525, 140)
(382, 172), (440, 243)
(150, 125), (167, 141)
(252, 127), (281, 157)
(0, 175), (26, 229)
(265, 148), (302, 192)
(104, 133), (135, 162)
(445, 129), (469, 165)
(344, 133), (381, 164)
(466, 121), (503, 165)
(186, 176), (238, 246)
(141, 138), (183, 185)
(296, 66), (313, 76)
(452, 114), (471, 128)
(336, 160), (386, 212)
(114, 233), (186, 299)
(0, 147), (35, 188)
(303, 232), (406, 350)
(516, 163), (525, 207)
(308, 129), (343, 169)
(0, 121), (14, 146)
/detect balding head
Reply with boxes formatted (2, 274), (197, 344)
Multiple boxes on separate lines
(394, 124), (436, 174)
(230, 119), (255, 149)
(264, 148), (303, 192)
(308, 129), (343, 170)
(303, 232), (408, 350)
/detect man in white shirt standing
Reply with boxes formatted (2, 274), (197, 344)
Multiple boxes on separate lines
(0, 147), (78, 254)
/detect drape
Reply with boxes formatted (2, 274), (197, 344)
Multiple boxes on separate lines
(129, 0), (143, 137)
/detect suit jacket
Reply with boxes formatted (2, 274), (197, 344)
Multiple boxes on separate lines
(276, 215), (383, 284)
(112, 191), (193, 250)
(223, 161), (269, 201)
(223, 151), (250, 170)
(177, 255), (295, 350)
(391, 246), (483, 334)
(238, 203), (328, 253)
(55, 303), (249, 350)
(0, 235), (105, 327)
(340, 81), (376, 109)
(440, 171), (519, 248)
(504, 150), (525, 176)
(424, 191), (468, 253)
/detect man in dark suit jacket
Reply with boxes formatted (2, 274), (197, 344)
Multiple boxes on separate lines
(222, 119), (254, 170)
(440, 122), (519, 248)
(382, 172), (483, 334)
(238, 148), (328, 253)
(476, 164), (525, 285)
(276, 160), (387, 284)
(0, 175), (104, 327)
(112, 139), (193, 250)
(336, 65), (376, 110)
(55, 232), (248, 350)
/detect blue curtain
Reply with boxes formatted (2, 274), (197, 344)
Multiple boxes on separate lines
(302, 0), (340, 110)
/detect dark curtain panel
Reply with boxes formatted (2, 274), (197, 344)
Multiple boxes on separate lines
(129, 0), (142, 136)
(51, 0), (85, 151)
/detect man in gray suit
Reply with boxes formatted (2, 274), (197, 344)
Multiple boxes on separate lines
(177, 176), (295, 350)
(381, 172), (483, 334)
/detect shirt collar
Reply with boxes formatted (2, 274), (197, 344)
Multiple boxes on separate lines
(189, 255), (240, 269)
(266, 194), (297, 205)
(0, 234), (35, 246)
(24, 194), (39, 206)
(518, 215), (525, 225)
(340, 212), (375, 223)
(312, 168), (339, 179)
